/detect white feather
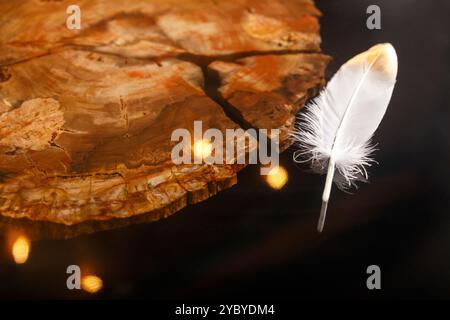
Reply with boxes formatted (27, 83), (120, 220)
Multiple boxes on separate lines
(291, 43), (398, 232)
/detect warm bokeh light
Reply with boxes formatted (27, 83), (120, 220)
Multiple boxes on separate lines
(81, 275), (103, 294)
(193, 139), (213, 160)
(12, 235), (31, 264)
(266, 166), (289, 190)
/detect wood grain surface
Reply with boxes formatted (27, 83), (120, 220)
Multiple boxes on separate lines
(0, 0), (329, 224)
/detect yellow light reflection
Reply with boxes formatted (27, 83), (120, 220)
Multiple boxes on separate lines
(266, 166), (288, 190)
(193, 139), (213, 160)
(12, 235), (31, 264)
(82, 275), (103, 294)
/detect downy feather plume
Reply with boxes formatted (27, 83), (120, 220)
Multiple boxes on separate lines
(291, 43), (398, 232)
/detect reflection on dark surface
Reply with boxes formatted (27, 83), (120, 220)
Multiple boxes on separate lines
(0, 208), (167, 241)
(0, 0), (449, 299)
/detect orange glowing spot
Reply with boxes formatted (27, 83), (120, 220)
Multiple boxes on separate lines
(12, 235), (31, 264)
(193, 139), (213, 160)
(266, 166), (288, 190)
(128, 70), (146, 78)
(82, 275), (103, 294)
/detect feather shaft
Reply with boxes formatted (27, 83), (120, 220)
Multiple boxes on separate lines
(318, 157), (335, 232)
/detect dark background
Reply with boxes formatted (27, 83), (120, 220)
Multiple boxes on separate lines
(0, 0), (449, 300)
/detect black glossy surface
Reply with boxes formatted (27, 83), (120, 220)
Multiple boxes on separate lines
(0, 0), (449, 299)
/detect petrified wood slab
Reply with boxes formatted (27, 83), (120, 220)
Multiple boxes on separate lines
(0, 0), (329, 225)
